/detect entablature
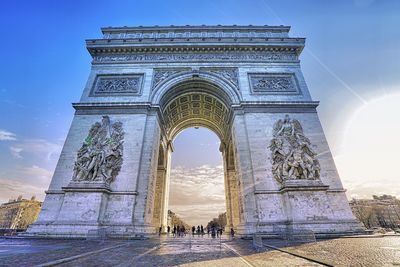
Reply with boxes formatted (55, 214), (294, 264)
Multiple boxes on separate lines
(86, 25), (305, 62)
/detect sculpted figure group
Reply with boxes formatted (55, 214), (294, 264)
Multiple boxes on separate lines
(72, 116), (124, 185)
(269, 115), (321, 184)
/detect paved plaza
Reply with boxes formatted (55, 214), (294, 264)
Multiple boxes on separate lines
(0, 235), (399, 266)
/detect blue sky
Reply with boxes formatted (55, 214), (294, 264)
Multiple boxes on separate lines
(0, 0), (399, 224)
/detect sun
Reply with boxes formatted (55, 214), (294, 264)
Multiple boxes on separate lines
(335, 93), (400, 198)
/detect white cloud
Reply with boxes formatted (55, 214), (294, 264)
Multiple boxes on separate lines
(0, 177), (47, 204)
(0, 130), (16, 141)
(11, 165), (54, 188)
(10, 146), (23, 159)
(12, 139), (62, 162)
(168, 165), (226, 226)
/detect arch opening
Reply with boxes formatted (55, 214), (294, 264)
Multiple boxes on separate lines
(151, 77), (242, 232)
(168, 127), (226, 228)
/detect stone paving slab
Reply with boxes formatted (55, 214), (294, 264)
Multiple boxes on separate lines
(1, 235), (399, 266)
(263, 235), (400, 267)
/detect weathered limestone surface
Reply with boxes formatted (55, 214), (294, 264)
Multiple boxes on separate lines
(26, 25), (363, 238)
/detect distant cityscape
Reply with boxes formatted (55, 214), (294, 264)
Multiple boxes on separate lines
(1, 194), (400, 235)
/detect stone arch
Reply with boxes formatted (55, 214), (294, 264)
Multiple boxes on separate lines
(155, 75), (238, 144)
(150, 71), (241, 106)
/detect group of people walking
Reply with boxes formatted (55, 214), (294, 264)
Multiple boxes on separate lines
(159, 225), (235, 239)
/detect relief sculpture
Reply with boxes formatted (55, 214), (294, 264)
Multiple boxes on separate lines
(72, 116), (124, 185)
(269, 115), (320, 184)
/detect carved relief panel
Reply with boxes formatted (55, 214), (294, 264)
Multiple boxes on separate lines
(71, 116), (124, 186)
(248, 73), (300, 95)
(90, 74), (144, 96)
(269, 115), (321, 185)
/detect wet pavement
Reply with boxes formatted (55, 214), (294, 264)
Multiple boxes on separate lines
(0, 234), (399, 266)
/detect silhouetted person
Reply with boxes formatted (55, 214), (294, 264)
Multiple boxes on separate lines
(230, 227), (235, 238)
(197, 225), (200, 235)
(159, 226), (162, 236)
(211, 227), (216, 238)
(173, 225), (177, 237)
(192, 226), (195, 236)
(216, 227), (219, 238)
(182, 225), (186, 236)
(177, 225), (180, 237)
(201, 225), (204, 234)
(167, 225), (171, 235)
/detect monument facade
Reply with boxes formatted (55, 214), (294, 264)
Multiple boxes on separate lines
(26, 25), (363, 238)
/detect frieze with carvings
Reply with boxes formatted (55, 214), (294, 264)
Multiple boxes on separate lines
(91, 75), (143, 96)
(93, 51), (297, 64)
(249, 73), (298, 94)
(269, 115), (321, 185)
(71, 116), (124, 186)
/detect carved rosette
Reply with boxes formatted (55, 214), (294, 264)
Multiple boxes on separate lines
(269, 115), (321, 185)
(71, 116), (124, 186)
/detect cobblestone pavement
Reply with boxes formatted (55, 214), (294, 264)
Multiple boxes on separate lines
(264, 235), (400, 267)
(0, 235), (399, 266)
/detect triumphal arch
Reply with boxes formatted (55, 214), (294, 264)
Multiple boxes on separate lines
(27, 25), (363, 238)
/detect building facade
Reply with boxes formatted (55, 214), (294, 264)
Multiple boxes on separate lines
(26, 25), (363, 238)
(350, 195), (400, 229)
(0, 196), (41, 230)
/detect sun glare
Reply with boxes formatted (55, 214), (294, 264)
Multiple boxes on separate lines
(335, 93), (400, 197)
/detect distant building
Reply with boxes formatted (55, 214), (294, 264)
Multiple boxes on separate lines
(349, 195), (400, 229)
(0, 195), (42, 230)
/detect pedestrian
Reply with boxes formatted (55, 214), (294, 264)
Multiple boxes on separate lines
(216, 227), (219, 238)
(173, 225), (177, 237)
(159, 226), (162, 236)
(230, 227), (235, 239)
(167, 225), (171, 235)
(192, 226), (195, 236)
(197, 225), (200, 235)
(177, 225), (180, 237)
(201, 225), (204, 235)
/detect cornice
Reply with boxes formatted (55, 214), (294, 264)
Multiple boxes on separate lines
(101, 25), (291, 34)
(86, 40), (304, 57)
(87, 25), (305, 57)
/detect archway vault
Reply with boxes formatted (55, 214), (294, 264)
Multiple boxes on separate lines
(159, 79), (234, 143)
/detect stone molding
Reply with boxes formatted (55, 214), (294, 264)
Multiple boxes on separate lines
(72, 101), (319, 115)
(45, 189), (138, 195)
